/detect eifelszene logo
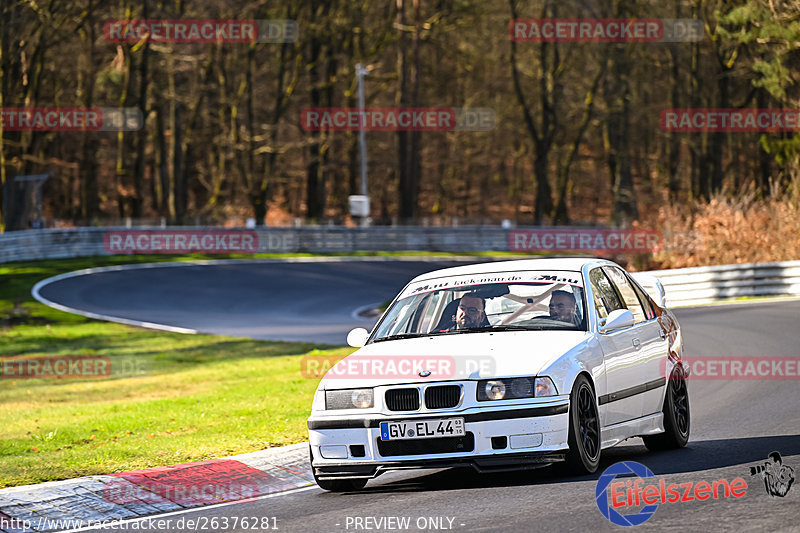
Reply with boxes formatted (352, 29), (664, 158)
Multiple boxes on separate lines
(595, 461), (748, 527)
(596, 461), (659, 527)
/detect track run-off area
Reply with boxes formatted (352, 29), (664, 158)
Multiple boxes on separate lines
(31, 258), (800, 532)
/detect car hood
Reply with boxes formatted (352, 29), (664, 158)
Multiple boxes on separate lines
(319, 330), (592, 390)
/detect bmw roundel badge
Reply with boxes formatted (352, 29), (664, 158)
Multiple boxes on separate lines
(419, 370), (432, 377)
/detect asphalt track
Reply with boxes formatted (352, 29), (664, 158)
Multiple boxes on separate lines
(34, 259), (476, 344)
(35, 260), (800, 532)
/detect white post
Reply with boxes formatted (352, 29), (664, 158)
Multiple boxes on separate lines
(356, 63), (369, 199)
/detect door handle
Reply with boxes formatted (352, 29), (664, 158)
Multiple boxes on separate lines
(632, 338), (641, 349)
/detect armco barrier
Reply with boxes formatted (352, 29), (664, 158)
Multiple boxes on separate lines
(2, 227), (800, 307)
(0, 226), (512, 263)
(634, 261), (800, 307)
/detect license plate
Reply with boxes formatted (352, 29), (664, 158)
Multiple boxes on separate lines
(379, 418), (465, 441)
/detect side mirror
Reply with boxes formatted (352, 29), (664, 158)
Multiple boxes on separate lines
(599, 309), (635, 334)
(346, 327), (369, 347)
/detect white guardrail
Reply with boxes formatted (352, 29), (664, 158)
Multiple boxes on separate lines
(0, 226), (512, 261)
(2, 227), (800, 307)
(635, 261), (800, 307)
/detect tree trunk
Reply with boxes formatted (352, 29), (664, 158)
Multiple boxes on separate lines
(605, 40), (637, 226)
(78, 10), (98, 221)
(132, 0), (149, 218)
(508, 0), (554, 225)
(553, 65), (604, 224)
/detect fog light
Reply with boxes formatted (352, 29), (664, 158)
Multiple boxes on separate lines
(509, 433), (543, 449)
(320, 445), (348, 459)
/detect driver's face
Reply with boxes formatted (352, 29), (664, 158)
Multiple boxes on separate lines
(549, 293), (576, 322)
(456, 296), (485, 329)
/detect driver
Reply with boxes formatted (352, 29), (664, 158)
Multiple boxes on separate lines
(549, 290), (579, 325)
(455, 293), (486, 329)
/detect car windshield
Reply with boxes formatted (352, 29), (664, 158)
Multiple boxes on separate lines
(371, 270), (586, 342)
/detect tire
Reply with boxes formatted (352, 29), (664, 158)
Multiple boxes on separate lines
(309, 446), (368, 492)
(643, 365), (690, 451)
(564, 374), (601, 474)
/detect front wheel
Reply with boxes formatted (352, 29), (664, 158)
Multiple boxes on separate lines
(643, 365), (690, 451)
(564, 375), (601, 474)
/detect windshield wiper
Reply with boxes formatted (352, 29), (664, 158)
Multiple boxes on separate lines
(445, 325), (545, 334)
(372, 332), (428, 343)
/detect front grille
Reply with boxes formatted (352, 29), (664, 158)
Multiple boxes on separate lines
(425, 385), (461, 409)
(385, 388), (420, 411)
(377, 432), (475, 456)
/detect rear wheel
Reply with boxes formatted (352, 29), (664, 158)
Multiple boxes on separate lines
(564, 375), (601, 474)
(643, 365), (690, 451)
(309, 446), (368, 492)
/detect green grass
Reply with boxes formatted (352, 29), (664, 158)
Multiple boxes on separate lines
(0, 250), (527, 487)
(0, 255), (360, 488)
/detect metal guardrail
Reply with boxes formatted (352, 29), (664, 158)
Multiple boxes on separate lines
(0, 226), (512, 263)
(633, 261), (800, 307)
(2, 227), (800, 307)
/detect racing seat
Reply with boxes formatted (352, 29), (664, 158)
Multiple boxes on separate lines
(434, 298), (462, 331)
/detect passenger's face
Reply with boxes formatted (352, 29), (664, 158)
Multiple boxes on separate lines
(549, 293), (576, 322)
(456, 296), (485, 328)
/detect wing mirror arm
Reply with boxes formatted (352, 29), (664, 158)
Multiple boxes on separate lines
(599, 309), (635, 334)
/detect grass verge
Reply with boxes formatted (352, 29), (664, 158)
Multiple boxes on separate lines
(0, 255), (359, 488)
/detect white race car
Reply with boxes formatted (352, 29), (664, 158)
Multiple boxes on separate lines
(307, 258), (688, 491)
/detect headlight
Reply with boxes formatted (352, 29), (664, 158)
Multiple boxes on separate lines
(477, 377), (533, 401)
(477, 377), (557, 401)
(325, 388), (374, 410)
(484, 380), (506, 400)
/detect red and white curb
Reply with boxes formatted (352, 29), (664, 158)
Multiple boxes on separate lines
(0, 444), (313, 533)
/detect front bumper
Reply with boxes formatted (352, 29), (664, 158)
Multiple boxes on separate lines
(308, 399), (570, 480)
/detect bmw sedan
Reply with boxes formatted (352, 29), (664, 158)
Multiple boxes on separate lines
(307, 257), (689, 491)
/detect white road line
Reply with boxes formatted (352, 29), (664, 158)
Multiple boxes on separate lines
(31, 269), (199, 334)
(30, 256), (483, 335)
(350, 302), (386, 322)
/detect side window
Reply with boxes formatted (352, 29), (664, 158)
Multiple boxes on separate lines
(627, 274), (656, 320)
(603, 267), (647, 324)
(589, 268), (623, 319)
